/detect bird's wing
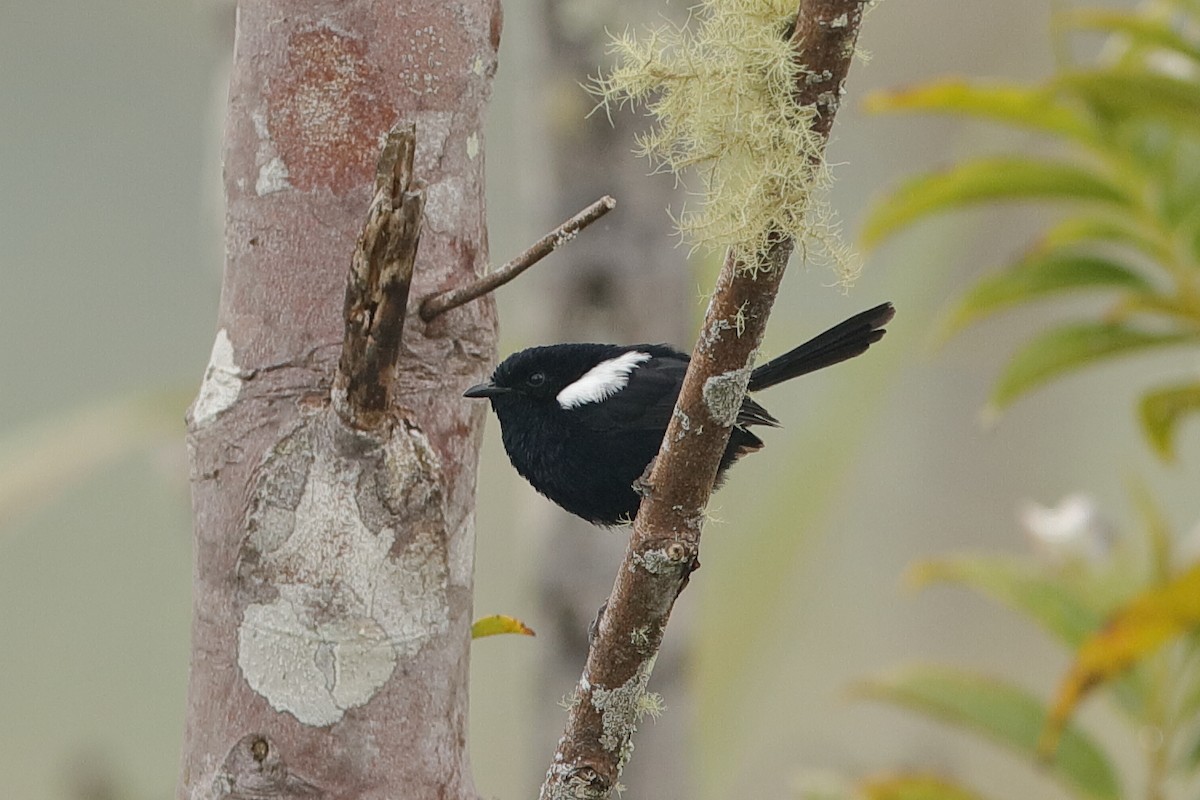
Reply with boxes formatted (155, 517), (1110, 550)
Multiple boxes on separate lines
(568, 353), (689, 434)
(571, 351), (780, 433)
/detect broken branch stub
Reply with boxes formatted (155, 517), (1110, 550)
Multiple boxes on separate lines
(337, 123), (425, 429)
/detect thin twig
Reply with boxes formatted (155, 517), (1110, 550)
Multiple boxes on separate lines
(418, 195), (616, 321)
(539, 3), (870, 799)
(336, 123), (425, 429)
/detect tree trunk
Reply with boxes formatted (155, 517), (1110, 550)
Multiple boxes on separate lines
(179, 3), (501, 798)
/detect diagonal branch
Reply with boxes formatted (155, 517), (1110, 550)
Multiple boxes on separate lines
(336, 122), (425, 430)
(539, 3), (871, 798)
(418, 195), (616, 321)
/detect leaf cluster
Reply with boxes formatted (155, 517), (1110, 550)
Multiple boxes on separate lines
(806, 488), (1200, 800)
(862, 1), (1200, 457)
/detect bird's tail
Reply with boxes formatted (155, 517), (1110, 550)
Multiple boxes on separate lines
(748, 302), (895, 392)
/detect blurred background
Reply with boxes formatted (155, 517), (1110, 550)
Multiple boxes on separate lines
(2, 0), (1196, 798)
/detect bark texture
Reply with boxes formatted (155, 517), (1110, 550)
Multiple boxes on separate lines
(180, 3), (501, 799)
(540, 2), (870, 797)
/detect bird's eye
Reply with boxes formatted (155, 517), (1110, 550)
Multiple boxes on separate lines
(527, 372), (545, 387)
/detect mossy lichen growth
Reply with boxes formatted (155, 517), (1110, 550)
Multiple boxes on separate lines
(591, 656), (661, 770)
(592, 0), (858, 282)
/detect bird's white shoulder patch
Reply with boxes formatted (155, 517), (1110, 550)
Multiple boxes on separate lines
(557, 351), (653, 409)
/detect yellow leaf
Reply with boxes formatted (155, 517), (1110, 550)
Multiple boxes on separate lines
(1140, 383), (1200, 462)
(1041, 561), (1200, 756)
(861, 771), (989, 800)
(471, 614), (535, 639)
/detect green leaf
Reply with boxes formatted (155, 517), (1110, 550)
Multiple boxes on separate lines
(1176, 651), (1200, 724)
(989, 323), (1196, 413)
(1060, 71), (1200, 134)
(939, 251), (1152, 341)
(859, 772), (991, 800)
(1127, 478), (1173, 583)
(1181, 724), (1200, 774)
(1108, 292), (1200, 326)
(1139, 382), (1200, 461)
(865, 79), (1098, 143)
(1056, 9), (1200, 65)
(857, 667), (1120, 800)
(910, 557), (1103, 647)
(861, 158), (1133, 249)
(1036, 213), (1175, 266)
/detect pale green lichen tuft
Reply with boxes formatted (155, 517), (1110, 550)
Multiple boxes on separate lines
(639, 691), (666, 720)
(630, 626), (652, 649)
(559, 685), (582, 711)
(591, 0), (859, 283)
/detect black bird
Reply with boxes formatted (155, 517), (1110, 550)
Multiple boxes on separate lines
(465, 302), (894, 526)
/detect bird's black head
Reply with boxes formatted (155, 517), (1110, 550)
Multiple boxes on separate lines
(463, 343), (636, 411)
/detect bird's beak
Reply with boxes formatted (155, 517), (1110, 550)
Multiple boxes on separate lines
(464, 381), (511, 399)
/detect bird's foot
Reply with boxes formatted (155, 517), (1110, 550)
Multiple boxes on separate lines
(633, 457), (657, 499)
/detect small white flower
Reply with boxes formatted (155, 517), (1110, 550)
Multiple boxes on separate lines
(1019, 493), (1112, 565)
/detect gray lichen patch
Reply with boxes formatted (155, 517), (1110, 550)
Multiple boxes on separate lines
(702, 366), (751, 428)
(671, 407), (691, 443)
(256, 156), (291, 196)
(541, 763), (608, 800)
(590, 655), (658, 770)
(703, 316), (733, 347)
(631, 547), (680, 575)
(193, 329), (244, 426)
(236, 411), (450, 726)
